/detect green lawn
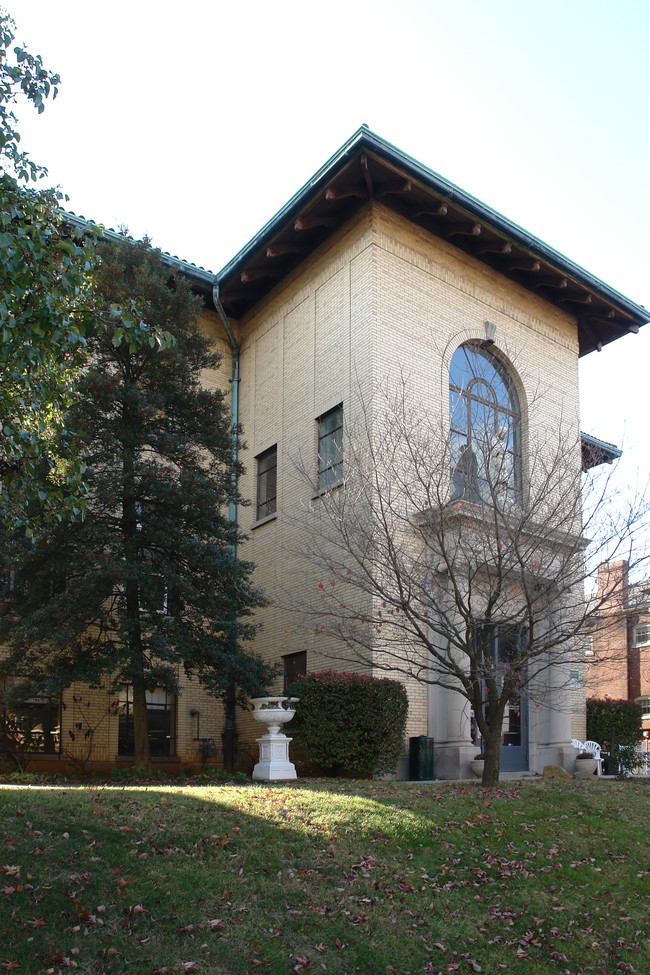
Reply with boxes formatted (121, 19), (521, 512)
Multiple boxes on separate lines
(0, 778), (648, 974)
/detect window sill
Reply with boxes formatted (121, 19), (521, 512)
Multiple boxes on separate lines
(251, 512), (278, 530)
(312, 478), (343, 499)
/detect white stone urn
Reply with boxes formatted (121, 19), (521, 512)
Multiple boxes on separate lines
(575, 756), (597, 778)
(250, 697), (299, 781)
(470, 758), (484, 779)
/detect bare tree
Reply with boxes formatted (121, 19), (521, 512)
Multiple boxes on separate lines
(290, 370), (648, 786)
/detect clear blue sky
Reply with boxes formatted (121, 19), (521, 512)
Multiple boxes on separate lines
(11, 0), (650, 495)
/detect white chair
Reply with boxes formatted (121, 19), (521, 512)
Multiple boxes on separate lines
(571, 738), (584, 751)
(582, 739), (603, 776)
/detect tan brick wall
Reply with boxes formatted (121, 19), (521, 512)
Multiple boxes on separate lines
(55, 677), (227, 771)
(233, 212), (376, 705)
(1, 204), (588, 769)
(230, 202), (584, 749)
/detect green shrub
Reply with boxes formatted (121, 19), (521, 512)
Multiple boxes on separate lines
(288, 671), (408, 777)
(586, 698), (642, 749)
(109, 765), (146, 782)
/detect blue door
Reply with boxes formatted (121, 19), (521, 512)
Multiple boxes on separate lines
(495, 628), (528, 772)
(499, 687), (528, 771)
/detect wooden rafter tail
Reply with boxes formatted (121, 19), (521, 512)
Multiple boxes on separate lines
(505, 259), (541, 273)
(266, 243), (309, 258)
(475, 241), (512, 255)
(413, 202), (448, 218)
(294, 215), (339, 231)
(447, 223), (482, 238)
(578, 313), (637, 334)
(558, 292), (593, 306)
(360, 153), (374, 194)
(533, 276), (568, 291)
(324, 186), (368, 201)
(376, 180), (413, 200)
(578, 318), (602, 352)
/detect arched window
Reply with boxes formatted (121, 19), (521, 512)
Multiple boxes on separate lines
(449, 343), (521, 502)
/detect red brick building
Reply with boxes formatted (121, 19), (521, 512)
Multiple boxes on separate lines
(587, 560), (650, 735)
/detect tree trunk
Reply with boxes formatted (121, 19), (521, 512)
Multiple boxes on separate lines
(132, 683), (152, 774)
(481, 729), (501, 786)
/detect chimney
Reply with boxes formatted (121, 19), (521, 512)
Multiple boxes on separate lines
(597, 560), (629, 611)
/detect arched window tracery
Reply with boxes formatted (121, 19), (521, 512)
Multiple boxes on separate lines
(449, 343), (521, 503)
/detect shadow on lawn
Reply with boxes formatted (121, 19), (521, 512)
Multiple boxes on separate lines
(1, 779), (648, 974)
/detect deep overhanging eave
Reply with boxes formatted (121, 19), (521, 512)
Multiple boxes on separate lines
(214, 127), (648, 355)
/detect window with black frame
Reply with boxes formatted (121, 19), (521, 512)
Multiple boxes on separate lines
(256, 445), (277, 520)
(0, 681), (61, 754)
(283, 651), (307, 692)
(317, 404), (343, 491)
(449, 344), (520, 503)
(118, 686), (175, 757)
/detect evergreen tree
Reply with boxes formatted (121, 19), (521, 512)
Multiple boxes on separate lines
(0, 238), (270, 772)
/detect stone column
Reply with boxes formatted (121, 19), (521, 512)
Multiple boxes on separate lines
(427, 636), (473, 779)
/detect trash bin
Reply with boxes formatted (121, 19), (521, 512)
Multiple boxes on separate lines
(409, 735), (434, 780)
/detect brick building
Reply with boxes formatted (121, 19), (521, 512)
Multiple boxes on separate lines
(3, 128), (647, 777)
(587, 560), (650, 736)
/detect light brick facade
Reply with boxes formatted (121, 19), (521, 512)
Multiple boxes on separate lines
(225, 201), (583, 776)
(5, 129), (645, 776)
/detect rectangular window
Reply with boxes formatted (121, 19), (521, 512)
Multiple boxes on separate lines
(283, 651), (307, 692)
(1, 682), (61, 754)
(637, 697), (650, 719)
(256, 445), (277, 520)
(568, 669), (581, 689)
(317, 404), (343, 491)
(634, 624), (650, 646)
(118, 686), (175, 757)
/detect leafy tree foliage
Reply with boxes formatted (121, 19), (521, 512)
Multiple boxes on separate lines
(0, 14), (96, 531)
(0, 16), (162, 533)
(0, 238), (271, 771)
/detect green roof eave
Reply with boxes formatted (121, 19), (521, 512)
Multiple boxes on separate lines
(214, 126), (648, 344)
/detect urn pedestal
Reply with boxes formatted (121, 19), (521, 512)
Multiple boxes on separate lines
(250, 697), (299, 781)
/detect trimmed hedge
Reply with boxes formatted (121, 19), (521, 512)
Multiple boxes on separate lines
(586, 698), (642, 748)
(287, 671), (408, 777)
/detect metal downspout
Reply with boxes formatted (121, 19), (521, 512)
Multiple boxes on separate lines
(212, 282), (239, 771)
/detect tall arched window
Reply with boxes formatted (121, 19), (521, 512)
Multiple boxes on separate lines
(449, 343), (521, 503)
